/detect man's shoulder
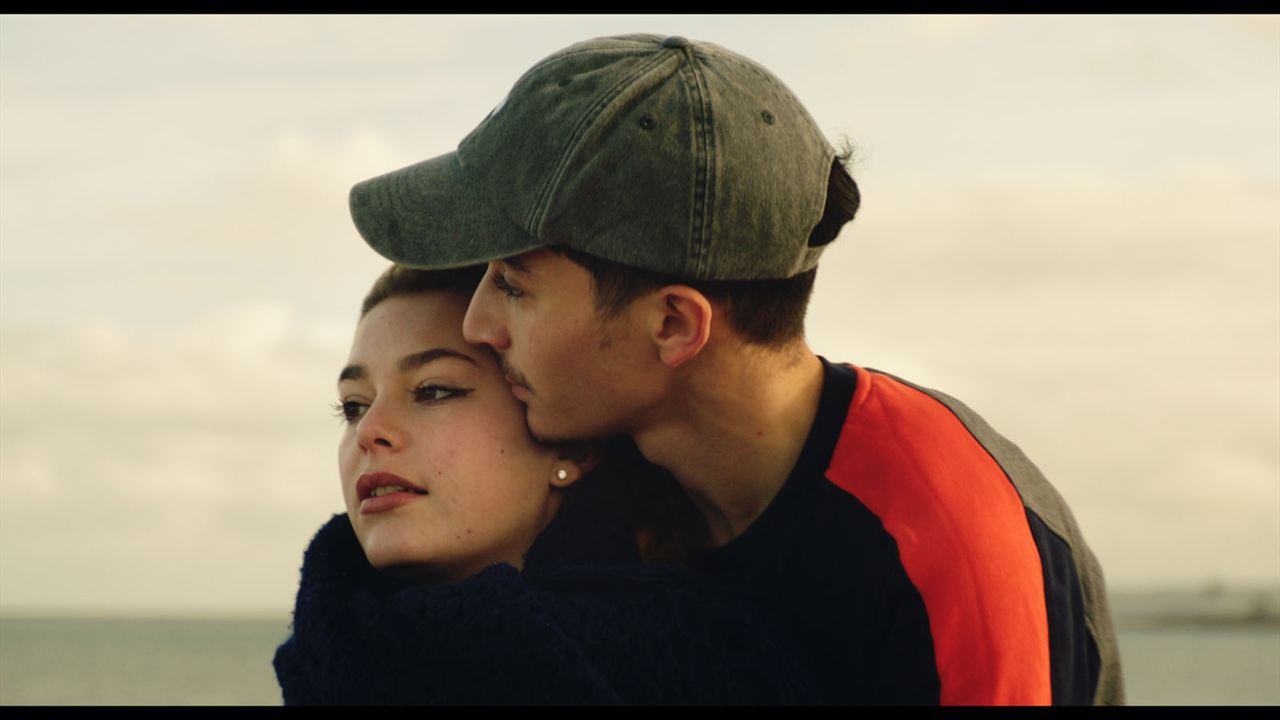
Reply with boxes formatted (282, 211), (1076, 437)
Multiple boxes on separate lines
(820, 362), (1039, 529)
(849, 366), (1084, 541)
(819, 363), (1031, 484)
(817, 363), (1081, 537)
(769, 361), (1121, 705)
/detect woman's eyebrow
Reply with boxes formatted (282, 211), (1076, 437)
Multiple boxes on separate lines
(399, 348), (477, 373)
(338, 348), (476, 386)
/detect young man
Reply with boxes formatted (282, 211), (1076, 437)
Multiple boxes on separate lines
(347, 34), (1124, 705)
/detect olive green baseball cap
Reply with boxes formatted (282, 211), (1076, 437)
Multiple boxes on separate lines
(350, 34), (837, 281)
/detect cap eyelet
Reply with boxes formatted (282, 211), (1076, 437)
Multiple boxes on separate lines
(761, 110), (775, 125)
(638, 113), (656, 131)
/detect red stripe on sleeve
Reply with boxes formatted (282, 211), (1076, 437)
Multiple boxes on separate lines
(826, 366), (1051, 705)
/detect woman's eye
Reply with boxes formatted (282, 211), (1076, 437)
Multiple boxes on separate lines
(491, 271), (524, 300)
(333, 401), (367, 424)
(413, 385), (470, 404)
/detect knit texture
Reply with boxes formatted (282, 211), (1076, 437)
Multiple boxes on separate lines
(273, 510), (818, 705)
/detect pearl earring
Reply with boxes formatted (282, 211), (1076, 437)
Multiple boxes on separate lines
(556, 469), (568, 481)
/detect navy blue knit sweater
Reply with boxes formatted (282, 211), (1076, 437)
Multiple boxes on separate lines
(273, 486), (818, 704)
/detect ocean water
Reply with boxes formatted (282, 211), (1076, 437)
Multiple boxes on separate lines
(1, 617), (1277, 705)
(0, 618), (289, 706)
(1116, 626), (1280, 705)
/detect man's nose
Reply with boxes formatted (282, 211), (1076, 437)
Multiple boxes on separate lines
(463, 270), (511, 351)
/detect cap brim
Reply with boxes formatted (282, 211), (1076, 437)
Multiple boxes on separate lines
(349, 151), (542, 270)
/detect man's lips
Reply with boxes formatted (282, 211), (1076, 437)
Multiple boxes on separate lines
(356, 471), (427, 501)
(504, 375), (531, 401)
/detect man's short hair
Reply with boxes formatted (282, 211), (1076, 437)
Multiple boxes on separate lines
(553, 153), (860, 347)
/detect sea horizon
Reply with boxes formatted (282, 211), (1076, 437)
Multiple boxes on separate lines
(5, 582), (1278, 625)
(3, 586), (1279, 706)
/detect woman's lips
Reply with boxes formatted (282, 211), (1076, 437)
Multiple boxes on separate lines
(356, 471), (428, 514)
(359, 490), (424, 515)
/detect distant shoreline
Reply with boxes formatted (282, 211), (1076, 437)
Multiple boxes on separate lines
(1109, 585), (1280, 630)
(0, 612), (290, 624)
(4, 585), (1278, 627)
(1117, 615), (1280, 630)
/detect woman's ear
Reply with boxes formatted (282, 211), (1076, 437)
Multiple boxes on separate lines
(551, 442), (601, 487)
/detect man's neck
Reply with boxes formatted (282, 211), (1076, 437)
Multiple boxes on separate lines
(633, 342), (826, 547)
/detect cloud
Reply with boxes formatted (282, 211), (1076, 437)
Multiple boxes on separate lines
(808, 164), (1280, 588)
(900, 14), (1002, 41)
(0, 120), (401, 333)
(1216, 14), (1280, 45)
(2, 14), (1277, 611)
(0, 309), (352, 612)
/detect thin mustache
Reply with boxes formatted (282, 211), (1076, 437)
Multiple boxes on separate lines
(498, 355), (533, 393)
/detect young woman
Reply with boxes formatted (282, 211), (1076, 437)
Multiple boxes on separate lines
(273, 265), (815, 705)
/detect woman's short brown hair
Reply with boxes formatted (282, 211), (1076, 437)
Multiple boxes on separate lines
(360, 264), (487, 318)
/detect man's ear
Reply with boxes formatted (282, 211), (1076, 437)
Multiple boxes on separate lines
(551, 442), (601, 487)
(651, 285), (712, 368)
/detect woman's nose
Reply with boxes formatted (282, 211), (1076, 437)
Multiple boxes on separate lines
(355, 400), (404, 453)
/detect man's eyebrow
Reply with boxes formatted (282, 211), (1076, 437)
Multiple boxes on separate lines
(338, 348), (476, 385)
(503, 255), (532, 275)
(399, 348), (477, 372)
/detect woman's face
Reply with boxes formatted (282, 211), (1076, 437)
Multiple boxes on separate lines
(337, 291), (576, 582)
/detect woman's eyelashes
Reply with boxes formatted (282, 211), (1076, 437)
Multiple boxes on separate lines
(412, 384), (471, 404)
(333, 385), (472, 425)
(333, 400), (366, 424)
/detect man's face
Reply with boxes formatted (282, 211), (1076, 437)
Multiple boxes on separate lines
(462, 249), (661, 443)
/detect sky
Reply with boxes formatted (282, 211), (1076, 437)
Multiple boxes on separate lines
(1, 14), (1277, 616)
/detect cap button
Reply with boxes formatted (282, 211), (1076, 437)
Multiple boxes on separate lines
(661, 36), (689, 49)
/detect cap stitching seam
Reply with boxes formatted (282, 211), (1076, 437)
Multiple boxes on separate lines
(680, 48), (714, 278)
(717, 54), (835, 268)
(706, 53), (823, 137)
(525, 50), (676, 236)
(734, 59), (832, 151)
(524, 51), (675, 233)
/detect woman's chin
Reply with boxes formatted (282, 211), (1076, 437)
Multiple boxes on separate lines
(356, 536), (461, 583)
(361, 546), (441, 579)
(373, 558), (444, 582)
(354, 526), (425, 568)
(349, 514), (528, 584)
